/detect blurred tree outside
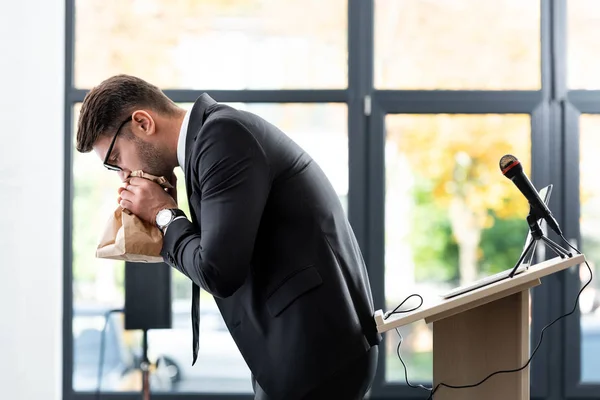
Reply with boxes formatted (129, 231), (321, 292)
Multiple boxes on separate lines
(375, 0), (540, 90)
(375, 0), (540, 383)
(409, 182), (529, 284)
(387, 114), (531, 286)
(75, 0), (346, 89)
(578, 115), (600, 313)
(568, 0), (600, 89)
(408, 180), (459, 283)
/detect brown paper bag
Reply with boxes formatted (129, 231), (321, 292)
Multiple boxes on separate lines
(96, 170), (174, 263)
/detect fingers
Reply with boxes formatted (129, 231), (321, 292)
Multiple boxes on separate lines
(117, 184), (137, 210)
(126, 184), (140, 194)
(120, 188), (134, 201)
(127, 177), (150, 187)
(118, 182), (141, 196)
(119, 198), (133, 210)
(168, 173), (177, 186)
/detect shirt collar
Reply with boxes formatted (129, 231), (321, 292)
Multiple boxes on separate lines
(177, 108), (192, 172)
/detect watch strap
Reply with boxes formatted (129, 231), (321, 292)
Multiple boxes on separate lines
(169, 208), (186, 219)
(163, 216), (187, 236)
(158, 208), (187, 233)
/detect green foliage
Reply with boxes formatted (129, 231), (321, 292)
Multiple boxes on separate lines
(386, 348), (433, 383)
(408, 179), (530, 282)
(72, 174), (99, 283)
(409, 180), (459, 283)
(582, 235), (600, 268)
(479, 213), (529, 275)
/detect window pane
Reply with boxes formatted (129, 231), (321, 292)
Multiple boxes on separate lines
(72, 103), (133, 392)
(374, 0), (541, 90)
(228, 103), (349, 213)
(567, 0), (600, 89)
(75, 0), (347, 89)
(72, 102), (348, 393)
(579, 115), (600, 383)
(384, 114), (531, 383)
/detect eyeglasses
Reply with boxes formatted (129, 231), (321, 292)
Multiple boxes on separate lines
(103, 116), (132, 171)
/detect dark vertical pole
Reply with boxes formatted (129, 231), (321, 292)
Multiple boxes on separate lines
(348, 0), (383, 393)
(563, 103), (583, 397)
(542, 1), (570, 399)
(367, 105), (386, 394)
(530, 1), (552, 398)
(63, 0), (75, 398)
(347, 0), (373, 256)
(142, 329), (151, 400)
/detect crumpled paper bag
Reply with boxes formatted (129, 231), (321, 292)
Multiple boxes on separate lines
(96, 170), (174, 263)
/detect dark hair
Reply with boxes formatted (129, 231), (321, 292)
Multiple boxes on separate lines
(76, 74), (178, 153)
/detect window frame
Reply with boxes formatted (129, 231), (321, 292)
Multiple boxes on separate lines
(64, 0), (592, 399)
(365, 93), (551, 399)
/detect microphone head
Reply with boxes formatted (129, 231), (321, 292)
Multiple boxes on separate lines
(499, 154), (522, 178)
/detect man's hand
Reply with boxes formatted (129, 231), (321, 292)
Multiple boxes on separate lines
(118, 177), (178, 224)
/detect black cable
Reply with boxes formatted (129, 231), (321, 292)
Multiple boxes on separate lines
(386, 237), (592, 400)
(384, 293), (423, 319)
(394, 328), (432, 391)
(96, 309), (124, 400)
(383, 294), (431, 391)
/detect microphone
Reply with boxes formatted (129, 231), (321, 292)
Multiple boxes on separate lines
(499, 154), (562, 236)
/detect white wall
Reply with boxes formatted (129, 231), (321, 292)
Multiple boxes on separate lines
(0, 0), (64, 399)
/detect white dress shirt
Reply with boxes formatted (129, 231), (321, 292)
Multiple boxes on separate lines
(163, 108), (193, 235)
(177, 108), (192, 172)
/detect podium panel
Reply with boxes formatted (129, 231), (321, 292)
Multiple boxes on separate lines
(433, 291), (529, 400)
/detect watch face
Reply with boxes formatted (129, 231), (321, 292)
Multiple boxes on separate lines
(156, 209), (172, 226)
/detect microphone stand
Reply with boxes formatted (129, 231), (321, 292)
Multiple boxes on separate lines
(508, 206), (572, 278)
(141, 329), (151, 400)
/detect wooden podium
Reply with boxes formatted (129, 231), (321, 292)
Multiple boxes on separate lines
(374, 254), (585, 400)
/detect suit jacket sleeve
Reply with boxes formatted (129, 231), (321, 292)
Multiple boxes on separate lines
(161, 117), (271, 298)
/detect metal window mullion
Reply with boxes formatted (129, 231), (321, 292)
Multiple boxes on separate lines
(68, 88), (348, 104)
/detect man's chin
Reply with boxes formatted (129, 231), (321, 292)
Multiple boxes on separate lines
(154, 168), (175, 183)
(141, 165), (172, 180)
(162, 169), (175, 182)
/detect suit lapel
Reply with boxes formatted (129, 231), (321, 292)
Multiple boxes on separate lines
(183, 93), (217, 200)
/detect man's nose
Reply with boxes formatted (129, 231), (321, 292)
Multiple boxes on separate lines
(118, 170), (130, 182)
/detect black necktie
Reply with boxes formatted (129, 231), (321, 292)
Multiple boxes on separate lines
(191, 282), (200, 365)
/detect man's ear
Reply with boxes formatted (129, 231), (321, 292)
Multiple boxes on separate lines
(131, 110), (155, 137)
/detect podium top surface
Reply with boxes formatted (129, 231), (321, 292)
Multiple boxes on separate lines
(374, 254), (585, 333)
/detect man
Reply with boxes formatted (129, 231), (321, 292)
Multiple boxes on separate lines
(76, 75), (381, 400)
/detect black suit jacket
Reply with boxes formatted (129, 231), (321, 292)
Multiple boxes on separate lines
(161, 94), (381, 400)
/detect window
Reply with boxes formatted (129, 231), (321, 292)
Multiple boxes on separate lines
(383, 114), (531, 382)
(68, 0), (350, 395)
(374, 0), (541, 90)
(66, 1), (597, 399)
(568, 0), (600, 89)
(578, 115), (600, 384)
(75, 0), (347, 90)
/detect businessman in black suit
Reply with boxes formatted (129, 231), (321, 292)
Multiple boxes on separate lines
(76, 75), (381, 399)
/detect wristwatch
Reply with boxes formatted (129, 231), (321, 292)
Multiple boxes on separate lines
(156, 208), (187, 234)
